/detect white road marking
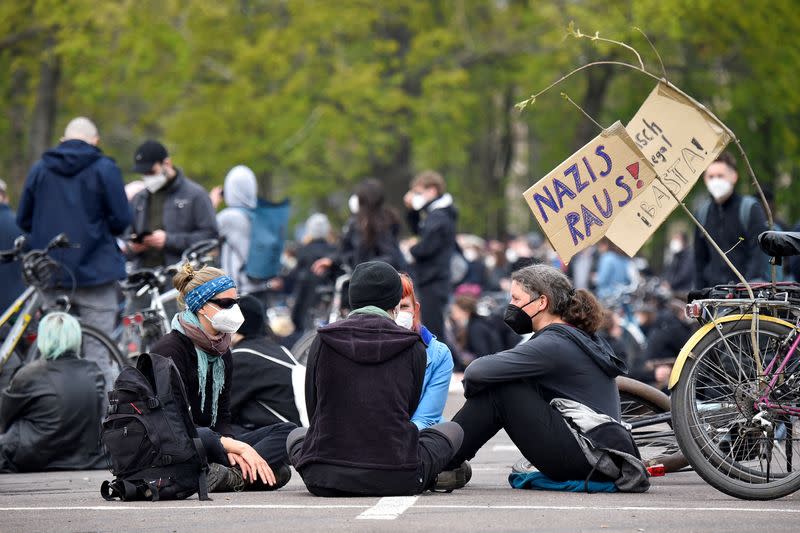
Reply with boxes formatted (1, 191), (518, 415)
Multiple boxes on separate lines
(356, 496), (419, 520)
(492, 444), (518, 452)
(415, 505), (800, 514)
(0, 504), (369, 511)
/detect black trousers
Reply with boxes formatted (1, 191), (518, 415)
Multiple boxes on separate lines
(418, 281), (448, 340)
(198, 422), (296, 468)
(287, 422), (462, 496)
(449, 380), (599, 481)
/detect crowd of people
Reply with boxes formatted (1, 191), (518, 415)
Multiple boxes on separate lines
(0, 115), (786, 497)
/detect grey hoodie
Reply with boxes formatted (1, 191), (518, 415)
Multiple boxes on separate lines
(463, 323), (626, 420)
(217, 165), (259, 292)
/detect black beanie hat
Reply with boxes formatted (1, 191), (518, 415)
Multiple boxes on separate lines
(237, 295), (267, 337)
(348, 261), (403, 311)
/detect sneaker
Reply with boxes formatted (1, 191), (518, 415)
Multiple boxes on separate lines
(244, 464), (293, 491)
(206, 463), (245, 493)
(433, 461), (472, 492)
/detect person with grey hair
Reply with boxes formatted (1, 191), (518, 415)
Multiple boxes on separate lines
(439, 263), (633, 487)
(290, 213), (336, 332)
(0, 312), (105, 472)
(16, 117), (131, 394)
(0, 178), (24, 313)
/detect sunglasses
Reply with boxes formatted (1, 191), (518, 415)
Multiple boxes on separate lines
(208, 297), (240, 309)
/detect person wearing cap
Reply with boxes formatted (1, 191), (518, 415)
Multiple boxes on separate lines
(286, 260), (465, 496)
(230, 295), (302, 428)
(16, 117), (131, 392)
(128, 140), (217, 268)
(0, 178), (25, 313)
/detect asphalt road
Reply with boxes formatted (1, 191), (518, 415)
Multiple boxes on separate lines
(2, 391), (800, 532)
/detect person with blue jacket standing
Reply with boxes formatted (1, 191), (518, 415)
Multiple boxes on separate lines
(16, 117), (131, 392)
(397, 273), (454, 429)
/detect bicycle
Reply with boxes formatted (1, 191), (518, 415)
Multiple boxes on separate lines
(119, 239), (219, 358)
(0, 233), (126, 387)
(669, 230), (800, 500)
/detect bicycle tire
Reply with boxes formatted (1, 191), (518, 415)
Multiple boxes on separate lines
(617, 376), (688, 473)
(290, 330), (318, 366)
(672, 319), (800, 500)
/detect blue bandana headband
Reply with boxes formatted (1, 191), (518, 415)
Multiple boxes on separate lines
(185, 276), (236, 313)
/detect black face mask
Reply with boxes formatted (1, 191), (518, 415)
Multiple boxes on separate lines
(503, 296), (542, 335)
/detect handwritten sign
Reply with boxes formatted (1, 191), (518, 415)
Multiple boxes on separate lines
(605, 82), (731, 256)
(523, 121), (658, 264)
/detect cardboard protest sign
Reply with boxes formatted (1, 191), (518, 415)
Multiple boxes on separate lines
(605, 82), (731, 256)
(523, 121), (658, 264)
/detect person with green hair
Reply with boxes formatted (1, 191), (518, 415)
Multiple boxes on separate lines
(0, 312), (105, 472)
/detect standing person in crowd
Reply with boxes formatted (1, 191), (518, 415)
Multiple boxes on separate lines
(313, 178), (406, 278)
(127, 140), (217, 268)
(16, 117), (131, 392)
(441, 264), (634, 488)
(0, 313), (105, 472)
(594, 239), (636, 303)
(694, 152), (769, 288)
(0, 179), (24, 312)
(397, 273), (455, 430)
(290, 213), (336, 332)
(150, 264), (295, 492)
(663, 230), (693, 293)
(403, 170), (457, 339)
(449, 294), (505, 370)
(287, 261), (464, 496)
(230, 295), (302, 428)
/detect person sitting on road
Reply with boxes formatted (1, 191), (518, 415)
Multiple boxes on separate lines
(397, 273), (455, 430)
(150, 264), (296, 492)
(449, 293), (506, 370)
(0, 312), (105, 472)
(287, 261), (464, 496)
(230, 295), (302, 429)
(441, 264), (634, 487)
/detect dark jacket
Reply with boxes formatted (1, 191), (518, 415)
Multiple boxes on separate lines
(465, 315), (505, 357)
(290, 238), (338, 330)
(16, 139), (131, 286)
(464, 324), (626, 420)
(663, 248), (693, 292)
(295, 313), (426, 493)
(150, 331), (234, 437)
(0, 355), (105, 472)
(129, 170), (218, 266)
(230, 336), (301, 427)
(338, 217), (406, 271)
(0, 203), (24, 311)
(693, 192), (769, 288)
(407, 194), (457, 286)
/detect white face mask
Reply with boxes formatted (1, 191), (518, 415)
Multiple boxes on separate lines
(669, 239), (683, 254)
(204, 303), (245, 334)
(348, 194), (359, 214)
(395, 310), (414, 330)
(706, 177), (733, 201)
(463, 248), (479, 262)
(411, 193), (428, 211)
(143, 173), (168, 193)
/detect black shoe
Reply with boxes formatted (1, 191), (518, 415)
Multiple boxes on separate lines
(244, 464), (293, 491)
(433, 461), (471, 492)
(206, 463), (245, 493)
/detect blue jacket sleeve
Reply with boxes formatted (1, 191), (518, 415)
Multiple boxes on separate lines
(411, 339), (454, 430)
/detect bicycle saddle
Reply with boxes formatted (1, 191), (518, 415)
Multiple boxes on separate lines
(758, 231), (800, 257)
(123, 269), (160, 290)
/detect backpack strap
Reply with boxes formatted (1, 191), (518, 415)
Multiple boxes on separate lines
(257, 400), (291, 424)
(696, 198), (711, 229)
(232, 347), (299, 369)
(193, 437), (211, 501)
(739, 195), (757, 234)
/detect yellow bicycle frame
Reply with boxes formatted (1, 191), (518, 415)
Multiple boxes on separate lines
(668, 314), (798, 390)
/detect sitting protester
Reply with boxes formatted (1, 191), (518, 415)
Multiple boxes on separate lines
(397, 273), (454, 430)
(441, 264), (648, 491)
(449, 293), (505, 369)
(0, 312), (105, 472)
(150, 264), (296, 492)
(230, 295), (303, 428)
(287, 261), (464, 496)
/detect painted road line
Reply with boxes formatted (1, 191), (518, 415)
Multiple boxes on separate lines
(355, 497), (419, 520)
(414, 505), (800, 514)
(0, 504), (370, 511)
(492, 444), (518, 452)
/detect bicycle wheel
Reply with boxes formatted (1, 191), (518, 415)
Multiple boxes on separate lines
(672, 319), (800, 500)
(290, 330), (317, 366)
(617, 376), (687, 473)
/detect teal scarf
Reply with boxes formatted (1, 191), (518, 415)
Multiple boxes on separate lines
(171, 310), (226, 426)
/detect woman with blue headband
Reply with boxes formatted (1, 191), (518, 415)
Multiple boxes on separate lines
(150, 263), (296, 492)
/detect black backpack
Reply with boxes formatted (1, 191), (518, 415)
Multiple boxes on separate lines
(100, 352), (211, 502)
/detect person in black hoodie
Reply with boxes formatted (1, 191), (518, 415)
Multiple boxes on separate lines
(287, 261), (464, 497)
(290, 213), (337, 332)
(443, 264), (628, 484)
(0, 312), (105, 472)
(404, 170), (457, 339)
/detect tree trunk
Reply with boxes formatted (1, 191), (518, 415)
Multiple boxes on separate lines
(573, 62), (614, 146)
(26, 37), (61, 167)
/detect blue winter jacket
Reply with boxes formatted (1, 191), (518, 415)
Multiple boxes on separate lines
(411, 325), (454, 429)
(16, 140), (131, 287)
(0, 203), (24, 311)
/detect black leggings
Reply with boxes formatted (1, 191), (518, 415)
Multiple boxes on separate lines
(449, 380), (598, 481)
(198, 422), (296, 468)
